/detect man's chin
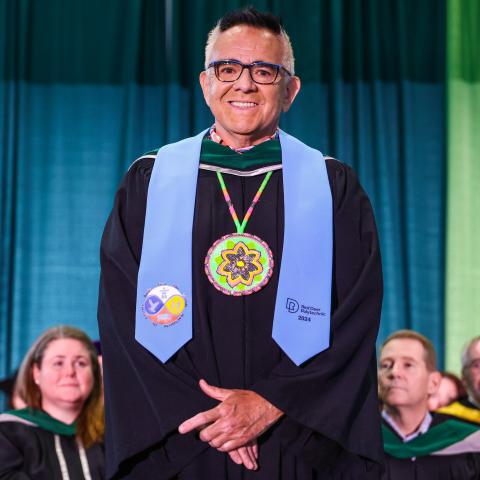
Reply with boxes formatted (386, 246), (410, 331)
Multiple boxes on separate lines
(222, 126), (276, 143)
(223, 125), (260, 136)
(383, 391), (410, 404)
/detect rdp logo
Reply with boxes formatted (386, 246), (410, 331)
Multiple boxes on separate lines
(286, 298), (299, 313)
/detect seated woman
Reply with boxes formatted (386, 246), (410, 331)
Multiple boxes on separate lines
(0, 325), (104, 479)
(428, 371), (466, 411)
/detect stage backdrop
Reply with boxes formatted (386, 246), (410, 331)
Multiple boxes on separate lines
(0, 0), (478, 392)
(445, 0), (480, 373)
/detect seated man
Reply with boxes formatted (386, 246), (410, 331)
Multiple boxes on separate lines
(379, 330), (480, 480)
(438, 336), (480, 424)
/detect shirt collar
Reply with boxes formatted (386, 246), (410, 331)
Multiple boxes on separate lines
(468, 395), (480, 409)
(382, 409), (432, 443)
(208, 125), (278, 153)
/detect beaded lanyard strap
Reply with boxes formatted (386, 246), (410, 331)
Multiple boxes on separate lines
(204, 171), (274, 296)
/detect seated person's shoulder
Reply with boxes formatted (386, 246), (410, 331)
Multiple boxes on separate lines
(0, 411), (41, 448)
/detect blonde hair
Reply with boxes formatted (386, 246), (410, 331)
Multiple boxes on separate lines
(15, 325), (104, 448)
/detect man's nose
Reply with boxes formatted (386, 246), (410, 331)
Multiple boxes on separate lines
(389, 363), (401, 377)
(233, 67), (257, 91)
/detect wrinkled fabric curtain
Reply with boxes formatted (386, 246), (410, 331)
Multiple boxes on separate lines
(0, 0), (447, 390)
(445, 0), (480, 372)
(280, 0), (446, 359)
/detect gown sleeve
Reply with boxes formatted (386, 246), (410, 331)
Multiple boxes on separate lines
(250, 159), (384, 471)
(97, 159), (217, 479)
(0, 425), (31, 479)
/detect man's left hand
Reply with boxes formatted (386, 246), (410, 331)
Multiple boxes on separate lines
(178, 379), (283, 452)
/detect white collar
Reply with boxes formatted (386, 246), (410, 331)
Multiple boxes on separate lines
(382, 409), (432, 443)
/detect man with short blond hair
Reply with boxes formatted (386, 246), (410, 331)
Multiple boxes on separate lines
(99, 7), (384, 479)
(379, 330), (480, 479)
(381, 329), (437, 371)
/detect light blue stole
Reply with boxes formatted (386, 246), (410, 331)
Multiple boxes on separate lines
(135, 129), (333, 366)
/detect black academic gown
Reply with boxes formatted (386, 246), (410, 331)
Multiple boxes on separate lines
(98, 148), (384, 479)
(381, 416), (480, 480)
(0, 414), (105, 479)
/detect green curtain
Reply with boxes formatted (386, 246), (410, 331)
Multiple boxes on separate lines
(0, 0), (447, 392)
(445, 0), (480, 373)
(281, 0), (446, 355)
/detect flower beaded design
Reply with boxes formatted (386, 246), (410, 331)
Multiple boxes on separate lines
(217, 241), (263, 288)
(205, 170), (274, 295)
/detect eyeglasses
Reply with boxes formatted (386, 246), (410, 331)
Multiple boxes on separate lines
(207, 60), (292, 85)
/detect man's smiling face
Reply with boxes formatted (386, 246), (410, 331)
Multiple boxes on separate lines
(199, 25), (300, 148)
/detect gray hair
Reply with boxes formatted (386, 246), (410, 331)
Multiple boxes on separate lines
(461, 336), (480, 370)
(204, 23), (295, 75)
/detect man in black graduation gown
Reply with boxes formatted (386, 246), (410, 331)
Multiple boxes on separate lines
(379, 330), (480, 479)
(98, 7), (384, 479)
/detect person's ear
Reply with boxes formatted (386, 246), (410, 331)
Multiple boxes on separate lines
(282, 76), (301, 113)
(32, 364), (41, 386)
(427, 371), (442, 396)
(199, 71), (211, 107)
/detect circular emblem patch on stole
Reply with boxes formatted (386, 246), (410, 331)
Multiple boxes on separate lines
(204, 233), (274, 296)
(142, 284), (186, 325)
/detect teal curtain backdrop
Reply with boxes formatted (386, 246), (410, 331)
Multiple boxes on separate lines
(0, 0), (446, 389)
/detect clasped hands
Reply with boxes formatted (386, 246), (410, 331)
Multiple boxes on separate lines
(178, 379), (283, 470)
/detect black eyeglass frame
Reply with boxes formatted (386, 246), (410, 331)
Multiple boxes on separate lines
(207, 60), (292, 84)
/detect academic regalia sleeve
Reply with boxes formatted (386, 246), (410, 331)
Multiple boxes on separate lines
(0, 425), (31, 479)
(98, 158), (217, 479)
(250, 159), (384, 469)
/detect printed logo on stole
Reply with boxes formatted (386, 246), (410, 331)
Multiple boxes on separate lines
(142, 284), (186, 326)
(286, 298), (299, 313)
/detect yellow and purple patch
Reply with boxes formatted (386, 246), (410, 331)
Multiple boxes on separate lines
(142, 284), (186, 325)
